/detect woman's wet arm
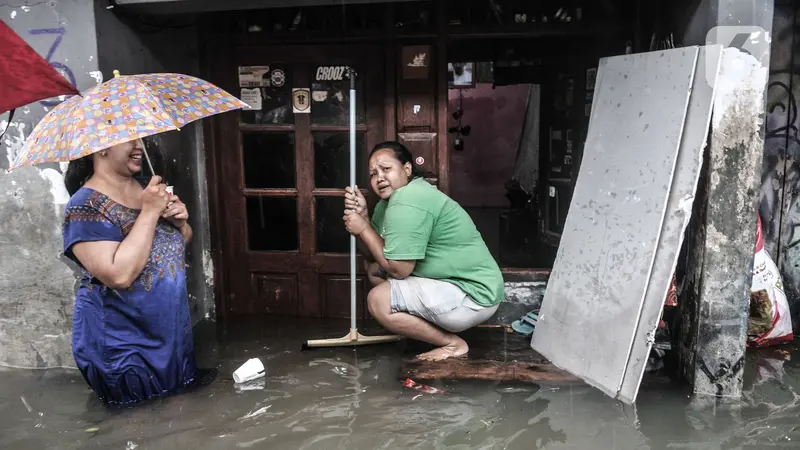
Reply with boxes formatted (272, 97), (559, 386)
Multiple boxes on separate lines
(179, 222), (192, 244)
(72, 210), (160, 289)
(359, 226), (415, 278)
(356, 237), (374, 261)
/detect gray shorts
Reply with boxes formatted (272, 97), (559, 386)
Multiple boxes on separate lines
(389, 277), (499, 333)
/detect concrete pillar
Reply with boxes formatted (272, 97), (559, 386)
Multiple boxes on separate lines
(0, 0), (101, 369)
(676, 0), (774, 398)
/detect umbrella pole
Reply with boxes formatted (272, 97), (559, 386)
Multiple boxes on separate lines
(302, 67), (402, 350)
(142, 146), (157, 178)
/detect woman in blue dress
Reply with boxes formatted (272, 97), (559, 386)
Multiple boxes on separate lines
(62, 137), (214, 406)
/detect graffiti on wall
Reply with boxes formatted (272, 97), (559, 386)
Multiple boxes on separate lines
(29, 27), (76, 106)
(758, 4), (799, 325)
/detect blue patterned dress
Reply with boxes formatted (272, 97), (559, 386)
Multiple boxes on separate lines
(63, 187), (197, 406)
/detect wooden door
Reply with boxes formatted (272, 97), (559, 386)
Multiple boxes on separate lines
(214, 45), (384, 318)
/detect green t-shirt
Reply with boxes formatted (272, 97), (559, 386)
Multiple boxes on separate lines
(370, 178), (504, 307)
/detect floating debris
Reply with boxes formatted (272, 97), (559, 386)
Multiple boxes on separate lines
(235, 378), (266, 393)
(239, 405), (271, 420)
(20, 396), (32, 413)
(403, 378), (444, 394)
(85, 427), (99, 433)
(237, 436), (268, 448)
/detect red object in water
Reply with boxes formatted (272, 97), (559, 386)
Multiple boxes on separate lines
(0, 20), (79, 114)
(664, 276), (678, 307)
(403, 378), (445, 394)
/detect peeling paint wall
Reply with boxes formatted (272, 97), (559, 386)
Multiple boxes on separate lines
(92, 1), (213, 324)
(0, 0), (101, 368)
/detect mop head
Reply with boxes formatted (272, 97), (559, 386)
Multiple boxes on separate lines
(301, 329), (402, 350)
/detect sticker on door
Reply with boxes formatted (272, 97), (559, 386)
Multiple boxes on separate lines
(292, 88), (311, 113)
(239, 66), (271, 87)
(315, 66), (348, 81)
(240, 88), (262, 110)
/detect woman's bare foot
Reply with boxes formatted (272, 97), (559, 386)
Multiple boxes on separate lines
(415, 336), (469, 361)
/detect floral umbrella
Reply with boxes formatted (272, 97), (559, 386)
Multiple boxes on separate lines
(9, 70), (248, 173)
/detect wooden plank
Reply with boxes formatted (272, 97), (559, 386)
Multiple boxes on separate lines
(400, 327), (578, 384)
(383, 9), (396, 142)
(446, 22), (617, 40)
(199, 30), (228, 319)
(216, 44), (251, 316)
(235, 45), (380, 65)
(402, 360), (580, 383)
(435, 0), (449, 194)
(239, 124), (296, 132)
(242, 188), (298, 197)
(295, 78), (318, 315)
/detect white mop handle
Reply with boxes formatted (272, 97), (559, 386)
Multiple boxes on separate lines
(349, 70), (357, 331)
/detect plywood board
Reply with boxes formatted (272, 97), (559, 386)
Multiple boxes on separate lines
(401, 326), (579, 383)
(531, 47), (700, 401)
(617, 45), (723, 403)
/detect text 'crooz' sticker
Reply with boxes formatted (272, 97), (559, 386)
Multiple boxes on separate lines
(315, 66), (349, 81)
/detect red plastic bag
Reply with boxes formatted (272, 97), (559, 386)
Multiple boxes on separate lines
(403, 378), (445, 394)
(748, 217), (793, 347)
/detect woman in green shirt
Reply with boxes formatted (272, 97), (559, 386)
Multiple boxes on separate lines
(343, 141), (504, 361)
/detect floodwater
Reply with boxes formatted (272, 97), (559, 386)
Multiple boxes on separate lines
(1, 318), (799, 450)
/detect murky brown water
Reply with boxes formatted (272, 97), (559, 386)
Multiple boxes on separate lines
(1, 319), (798, 449)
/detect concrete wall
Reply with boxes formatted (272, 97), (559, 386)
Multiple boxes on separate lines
(448, 83), (529, 208)
(758, 2), (800, 329)
(493, 274), (547, 325)
(0, 0), (101, 368)
(92, 1), (214, 323)
(673, 0), (800, 331)
(0, 0), (214, 369)
(447, 83), (524, 260)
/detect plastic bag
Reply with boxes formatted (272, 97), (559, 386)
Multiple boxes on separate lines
(748, 216), (793, 347)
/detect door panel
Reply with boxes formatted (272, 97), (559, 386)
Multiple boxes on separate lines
(398, 90), (434, 128)
(315, 196), (352, 254)
(245, 196), (299, 251)
(398, 133), (437, 176)
(313, 132), (367, 189)
(241, 132), (296, 189)
(252, 274), (299, 315)
(216, 45), (384, 318)
(321, 275), (368, 320)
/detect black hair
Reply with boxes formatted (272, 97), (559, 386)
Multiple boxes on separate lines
(64, 137), (166, 195)
(64, 155), (94, 196)
(369, 141), (421, 179)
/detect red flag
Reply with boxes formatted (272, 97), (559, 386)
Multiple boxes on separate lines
(0, 19), (79, 114)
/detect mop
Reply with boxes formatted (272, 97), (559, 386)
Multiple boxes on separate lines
(302, 68), (402, 349)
